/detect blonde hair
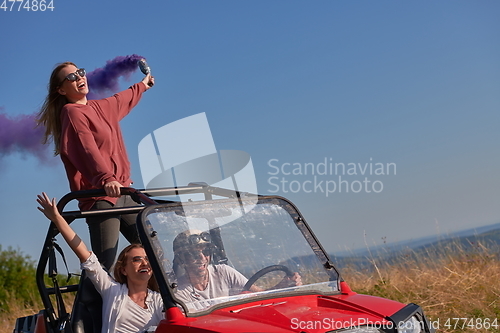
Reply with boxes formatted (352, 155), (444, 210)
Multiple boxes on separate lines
(36, 62), (75, 155)
(113, 244), (159, 292)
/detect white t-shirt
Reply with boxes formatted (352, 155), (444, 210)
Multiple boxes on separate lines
(114, 295), (157, 333)
(175, 264), (247, 310)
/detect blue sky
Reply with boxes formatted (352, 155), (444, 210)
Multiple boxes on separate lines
(1, 1), (499, 269)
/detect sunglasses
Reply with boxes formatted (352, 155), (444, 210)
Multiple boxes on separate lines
(187, 232), (211, 245)
(179, 245), (212, 262)
(60, 68), (86, 85)
(130, 256), (149, 264)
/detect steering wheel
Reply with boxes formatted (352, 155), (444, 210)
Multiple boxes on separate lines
(242, 265), (294, 292)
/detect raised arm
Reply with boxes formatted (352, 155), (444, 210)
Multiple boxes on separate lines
(37, 192), (91, 263)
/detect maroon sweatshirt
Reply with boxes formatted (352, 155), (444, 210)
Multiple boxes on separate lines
(59, 83), (147, 211)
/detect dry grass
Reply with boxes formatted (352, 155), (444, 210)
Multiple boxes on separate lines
(1, 294), (74, 333)
(344, 241), (500, 333)
(0, 297), (43, 333)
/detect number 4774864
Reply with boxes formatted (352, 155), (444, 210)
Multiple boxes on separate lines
(1, 0), (54, 11)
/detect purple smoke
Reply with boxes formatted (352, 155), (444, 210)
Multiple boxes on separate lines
(87, 54), (144, 99)
(0, 55), (144, 164)
(0, 109), (53, 163)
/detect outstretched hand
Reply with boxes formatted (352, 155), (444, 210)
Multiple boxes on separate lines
(37, 192), (61, 222)
(36, 192), (91, 263)
(142, 73), (155, 89)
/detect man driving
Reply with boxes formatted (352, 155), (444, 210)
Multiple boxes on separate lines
(172, 230), (301, 310)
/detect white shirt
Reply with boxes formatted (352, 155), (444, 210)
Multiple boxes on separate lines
(174, 264), (247, 311)
(81, 252), (164, 333)
(114, 296), (155, 333)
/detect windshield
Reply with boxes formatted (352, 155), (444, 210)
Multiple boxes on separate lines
(141, 196), (339, 314)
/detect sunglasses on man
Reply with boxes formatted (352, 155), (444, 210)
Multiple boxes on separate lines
(179, 244), (213, 262)
(187, 232), (211, 245)
(60, 68), (86, 85)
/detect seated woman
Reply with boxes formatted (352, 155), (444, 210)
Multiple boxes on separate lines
(37, 192), (163, 333)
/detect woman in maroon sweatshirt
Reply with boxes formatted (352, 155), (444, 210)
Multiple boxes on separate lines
(37, 62), (154, 270)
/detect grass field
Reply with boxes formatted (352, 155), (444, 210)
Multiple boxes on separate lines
(342, 240), (500, 333)
(2, 239), (499, 332)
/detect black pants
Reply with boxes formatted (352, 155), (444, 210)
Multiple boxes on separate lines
(86, 196), (140, 270)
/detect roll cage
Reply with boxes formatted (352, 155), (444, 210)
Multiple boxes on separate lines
(35, 183), (339, 332)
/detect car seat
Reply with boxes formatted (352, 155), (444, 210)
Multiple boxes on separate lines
(70, 270), (102, 333)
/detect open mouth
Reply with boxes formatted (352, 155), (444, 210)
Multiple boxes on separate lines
(193, 262), (207, 270)
(77, 82), (86, 89)
(139, 268), (150, 273)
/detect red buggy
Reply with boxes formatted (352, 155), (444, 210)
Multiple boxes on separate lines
(15, 184), (434, 333)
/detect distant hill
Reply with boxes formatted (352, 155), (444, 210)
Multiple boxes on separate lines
(329, 224), (500, 272)
(336, 221), (500, 257)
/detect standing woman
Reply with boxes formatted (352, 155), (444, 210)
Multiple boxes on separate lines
(37, 61), (155, 270)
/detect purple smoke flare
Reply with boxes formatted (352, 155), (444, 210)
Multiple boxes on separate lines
(0, 55), (144, 165)
(87, 54), (144, 99)
(0, 109), (53, 163)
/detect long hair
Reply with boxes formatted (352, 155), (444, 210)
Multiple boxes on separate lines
(36, 62), (75, 156)
(113, 244), (159, 292)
